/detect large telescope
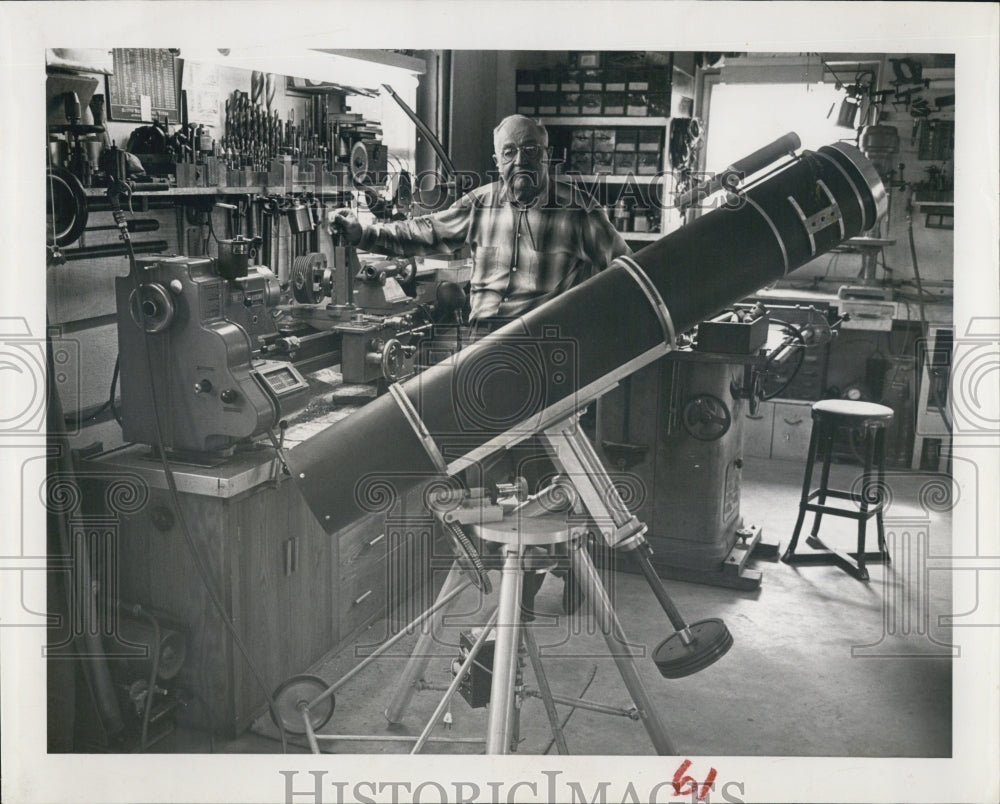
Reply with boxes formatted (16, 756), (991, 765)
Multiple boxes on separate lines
(289, 140), (887, 533)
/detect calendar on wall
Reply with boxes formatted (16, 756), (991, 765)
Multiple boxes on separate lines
(106, 48), (182, 123)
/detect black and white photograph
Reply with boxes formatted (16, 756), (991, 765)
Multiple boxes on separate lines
(2, 2), (998, 803)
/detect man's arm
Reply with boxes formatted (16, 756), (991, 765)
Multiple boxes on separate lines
(332, 199), (475, 258)
(580, 207), (631, 271)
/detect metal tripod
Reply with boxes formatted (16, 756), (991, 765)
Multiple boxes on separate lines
(381, 414), (731, 754)
(275, 413), (730, 753)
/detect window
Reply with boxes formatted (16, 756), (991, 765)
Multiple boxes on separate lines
(703, 81), (853, 174)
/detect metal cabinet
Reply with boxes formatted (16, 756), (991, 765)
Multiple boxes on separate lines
(770, 400), (814, 461)
(743, 401), (775, 459)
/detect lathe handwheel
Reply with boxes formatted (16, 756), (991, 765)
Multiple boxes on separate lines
(270, 674), (334, 736)
(128, 283), (175, 333)
(395, 258), (417, 286)
(380, 338), (406, 383)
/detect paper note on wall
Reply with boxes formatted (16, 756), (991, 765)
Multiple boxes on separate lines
(186, 62), (222, 130)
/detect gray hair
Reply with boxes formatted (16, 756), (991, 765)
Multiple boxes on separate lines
(492, 115), (549, 155)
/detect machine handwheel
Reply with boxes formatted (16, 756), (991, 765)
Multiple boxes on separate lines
(380, 338), (406, 383)
(129, 283), (176, 333)
(681, 394), (732, 441)
(395, 258), (417, 286)
(270, 674), (334, 736)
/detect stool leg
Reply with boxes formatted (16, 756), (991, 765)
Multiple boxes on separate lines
(874, 426), (890, 562)
(783, 417), (821, 562)
(810, 421), (835, 538)
(486, 546), (524, 754)
(855, 424), (877, 581)
(569, 541), (676, 755)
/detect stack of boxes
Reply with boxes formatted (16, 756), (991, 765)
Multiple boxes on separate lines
(566, 126), (663, 176)
(515, 58), (672, 118)
(515, 54), (673, 235)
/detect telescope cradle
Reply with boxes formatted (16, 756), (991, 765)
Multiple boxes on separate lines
(272, 411), (732, 755)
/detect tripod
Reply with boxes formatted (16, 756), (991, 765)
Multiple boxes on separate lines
(272, 413), (731, 754)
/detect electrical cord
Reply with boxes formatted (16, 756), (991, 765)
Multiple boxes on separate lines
(759, 319), (807, 401)
(110, 356), (122, 425)
(125, 603), (162, 752)
(109, 186), (289, 753)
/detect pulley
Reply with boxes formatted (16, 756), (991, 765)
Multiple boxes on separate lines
(350, 140), (376, 183)
(46, 166), (89, 247)
(290, 253), (332, 304)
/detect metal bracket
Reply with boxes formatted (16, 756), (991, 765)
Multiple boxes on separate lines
(787, 179), (844, 256)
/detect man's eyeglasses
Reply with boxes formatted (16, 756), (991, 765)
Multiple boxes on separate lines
(498, 144), (544, 164)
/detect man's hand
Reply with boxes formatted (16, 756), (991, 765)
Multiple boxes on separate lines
(327, 208), (364, 246)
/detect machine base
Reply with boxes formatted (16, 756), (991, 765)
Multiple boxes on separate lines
(645, 525), (779, 591)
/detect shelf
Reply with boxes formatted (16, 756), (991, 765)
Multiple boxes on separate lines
(82, 183), (344, 198)
(559, 174), (665, 185)
(539, 116), (671, 128)
(83, 185), (256, 198)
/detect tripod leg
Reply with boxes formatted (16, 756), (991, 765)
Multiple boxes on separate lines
(523, 627), (569, 755)
(486, 546), (524, 754)
(569, 540), (677, 756)
(410, 609), (498, 754)
(385, 561), (466, 724)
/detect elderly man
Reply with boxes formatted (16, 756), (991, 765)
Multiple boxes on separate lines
(331, 114), (630, 331)
(332, 115), (630, 613)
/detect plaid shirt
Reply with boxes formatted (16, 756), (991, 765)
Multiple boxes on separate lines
(358, 177), (630, 320)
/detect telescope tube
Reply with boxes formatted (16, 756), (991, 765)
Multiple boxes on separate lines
(674, 131), (802, 210)
(289, 142), (886, 534)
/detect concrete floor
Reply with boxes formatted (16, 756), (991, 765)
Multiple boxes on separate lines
(171, 456), (954, 757)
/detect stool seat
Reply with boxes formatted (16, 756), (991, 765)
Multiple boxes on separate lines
(811, 399), (894, 424)
(782, 398), (894, 581)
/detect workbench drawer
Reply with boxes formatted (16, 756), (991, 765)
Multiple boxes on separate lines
(339, 556), (390, 640)
(339, 516), (390, 574)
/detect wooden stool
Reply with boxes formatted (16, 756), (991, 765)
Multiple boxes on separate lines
(781, 399), (894, 580)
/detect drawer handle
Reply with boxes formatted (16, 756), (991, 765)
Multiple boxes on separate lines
(366, 533), (386, 549)
(746, 413), (765, 420)
(353, 589), (374, 606)
(783, 417), (804, 426)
